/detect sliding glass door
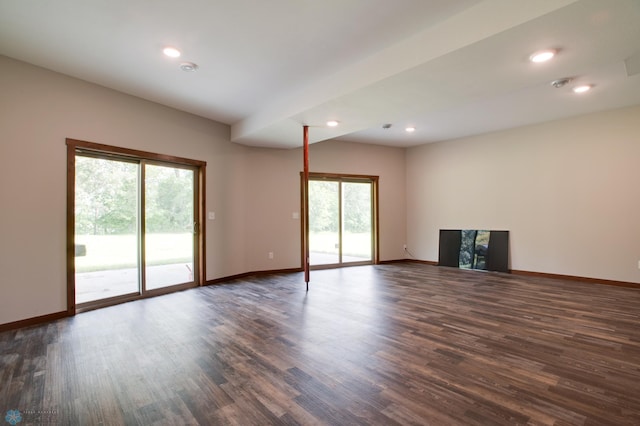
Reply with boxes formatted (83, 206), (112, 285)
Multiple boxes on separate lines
(144, 164), (195, 290)
(307, 174), (377, 268)
(308, 180), (340, 265)
(341, 181), (373, 263)
(74, 156), (139, 303)
(69, 139), (204, 311)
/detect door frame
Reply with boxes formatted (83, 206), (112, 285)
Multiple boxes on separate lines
(66, 138), (206, 315)
(301, 172), (379, 270)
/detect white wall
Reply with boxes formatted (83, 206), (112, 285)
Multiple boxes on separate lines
(308, 140), (407, 263)
(243, 140), (407, 271)
(406, 105), (640, 284)
(0, 56), (248, 324)
(0, 56), (407, 325)
(4, 51), (635, 326)
(243, 147), (303, 271)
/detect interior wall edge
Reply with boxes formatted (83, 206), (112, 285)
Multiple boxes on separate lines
(0, 311), (69, 333)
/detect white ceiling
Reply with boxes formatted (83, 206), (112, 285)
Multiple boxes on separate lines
(1, 0), (639, 148)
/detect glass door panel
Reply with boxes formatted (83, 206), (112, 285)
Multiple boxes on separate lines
(342, 182), (372, 263)
(309, 180), (340, 265)
(74, 156), (139, 303)
(144, 164), (195, 290)
(70, 140), (203, 311)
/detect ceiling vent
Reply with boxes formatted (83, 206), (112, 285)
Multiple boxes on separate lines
(550, 78), (572, 88)
(180, 62), (198, 72)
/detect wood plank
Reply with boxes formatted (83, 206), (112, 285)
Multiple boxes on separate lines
(1, 263), (639, 424)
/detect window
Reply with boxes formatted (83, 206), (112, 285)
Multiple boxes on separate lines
(303, 173), (378, 269)
(66, 139), (206, 313)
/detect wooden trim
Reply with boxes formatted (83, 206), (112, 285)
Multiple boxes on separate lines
(384, 260), (640, 288)
(511, 269), (640, 289)
(338, 181), (343, 264)
(414, 259), (438, 266)
(199, 165), (206, 286)
(206, 267), (304, 285)
(373, 176), (380, 265)
(300, 172), (379, 268)
(66, 138), (206, 167)
(0, 311), (69, 333)
(380, 259), (438, 266)
(140, 161), (147, 293)
(66, 142), (76, 315)
(308, 172), (379, 181)
(311, 261), (371, 271)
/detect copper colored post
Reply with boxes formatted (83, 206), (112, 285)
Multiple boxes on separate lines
(303, 125), (310, 289)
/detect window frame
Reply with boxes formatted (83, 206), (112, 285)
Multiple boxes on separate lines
(66, 138), (206, 314)
(301, 172), (379, 270)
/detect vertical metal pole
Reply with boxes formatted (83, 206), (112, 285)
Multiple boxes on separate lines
(303, 125), (310, 290)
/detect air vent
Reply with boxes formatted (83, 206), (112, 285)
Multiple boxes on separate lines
(180, 62), (198, 72)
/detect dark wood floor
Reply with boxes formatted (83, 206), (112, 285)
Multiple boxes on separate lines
(2, 263), (640, 425)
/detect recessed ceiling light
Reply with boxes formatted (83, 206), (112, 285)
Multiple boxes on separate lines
(163, 47), (181, 58)
(529, 49), (556, 63)
(572, 84), (592, 94)
(326, 120), (339, 127)
(180, 62), (198, 72)
(405, 127), (416, 133)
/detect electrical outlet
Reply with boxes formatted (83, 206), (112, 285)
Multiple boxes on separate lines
(268, 252), (274, 259)
(403, 244), (407, 250)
